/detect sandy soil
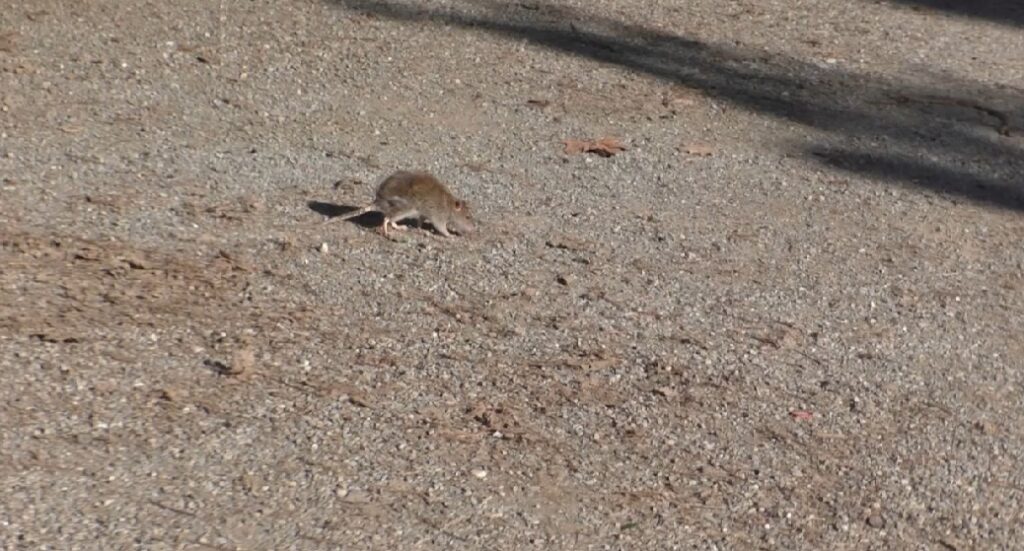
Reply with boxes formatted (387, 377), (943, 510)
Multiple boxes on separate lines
(2, 0), (1023, 549)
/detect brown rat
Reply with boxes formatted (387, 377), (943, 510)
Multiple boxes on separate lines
(330, 171), (475, 237)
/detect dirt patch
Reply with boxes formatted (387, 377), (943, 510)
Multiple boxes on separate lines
(1, 0), (1023, 549)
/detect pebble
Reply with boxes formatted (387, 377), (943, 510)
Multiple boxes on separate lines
(867, 514), (886, 529)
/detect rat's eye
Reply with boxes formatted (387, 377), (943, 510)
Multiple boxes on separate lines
(454, 200), (465, 210)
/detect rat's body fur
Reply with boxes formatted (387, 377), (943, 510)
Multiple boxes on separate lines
(332, 171), (475, 237)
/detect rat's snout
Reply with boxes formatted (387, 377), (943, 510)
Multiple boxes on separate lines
(458, 217), (476, 235)
(453, 214), (476, 235)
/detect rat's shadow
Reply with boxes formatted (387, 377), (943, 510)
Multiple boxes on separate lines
(307, 200), (382, 228)
(307, 200), (432, 231)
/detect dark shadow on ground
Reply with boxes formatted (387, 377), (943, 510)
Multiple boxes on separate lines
(886, 0), (1024, 27)
(307, 200), (382, 227)
(811, 148), (1023, 208)
(327, 0), (1024, 212)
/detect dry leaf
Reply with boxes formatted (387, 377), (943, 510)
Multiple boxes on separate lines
(563, 139), (588, 155)
(30, 331), (80, 344)
(545, 234), (590, 252)
(461, 161), (490, 173)
(590, 137), (626, 157)
(681, 142), (715, 156)
(0, 31), (18, 54)
(120, 254), (150, 270)
(154, 387), (186, 402)
(230, 347), (255, 376)
(789, 410), (814, 420)
(661, 89), (699, 109)
(348, 393), (373, 408)
(326, 382), (375, 408)
(563, 137), (627, 157)
(653, 386), (677, 398)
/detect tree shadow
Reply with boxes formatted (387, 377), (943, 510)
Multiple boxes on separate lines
(887, 0), (1024, 27)
(328, 0), (1024, 212)
(810, 147), (1023, 208)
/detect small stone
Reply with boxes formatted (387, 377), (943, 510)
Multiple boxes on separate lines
(973, 420), (996, 435)
(122, 255), (150, 270)
(556, 274), (574, 286)
(866, 514), (885, 529)
(156, 387), (183, 402)
(471, 468), (488, 479)
(319, 242), (329, 254)
(342, 489), (370, 503)
(227, 347), (255, 376)
(653, 386), (677, 398)
(545, 235), (589, 252)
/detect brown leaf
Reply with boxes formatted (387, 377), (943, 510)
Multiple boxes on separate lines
(120, 254), (150, 270)
(217, 249), (254, 272)
(563, 139), (589, 155)
(563, 137), (627, 157)
(230, 347), (255, 376)
(154, 387), (186, 402)
(589, 137), (626, 157)
(0, 31), (18, 54)
(84, 194), (130, 212)
(545, 234), (590, 252)
(460, 161), (490, 173)
(205, 346), (254, 378)
(681, 142), (715, 156)
(25, 10), (50, 22)
(661, 85), (703, 110)
(30, 332), (80, 344)
(560, 352), (619, 371)
(326, 382), (375, 408)
(348, 393), (373, 408)
(789, 410), (814, 420)
(653, 386), (677, 398)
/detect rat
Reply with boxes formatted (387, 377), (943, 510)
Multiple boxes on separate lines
(329, 170), (475, 237)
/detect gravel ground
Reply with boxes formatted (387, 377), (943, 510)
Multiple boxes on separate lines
(2, 0), (1023, 549)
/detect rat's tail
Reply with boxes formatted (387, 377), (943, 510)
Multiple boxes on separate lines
(326, 205), (375, 223)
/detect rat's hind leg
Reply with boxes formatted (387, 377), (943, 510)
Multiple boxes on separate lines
(388, 209), (418, 228)
(380, 208), (419, 236)
(381, 218), (408, 233)
(378, 217), (408, 237)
